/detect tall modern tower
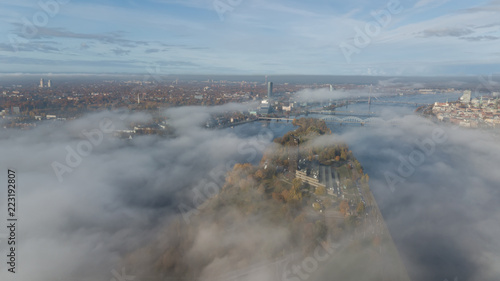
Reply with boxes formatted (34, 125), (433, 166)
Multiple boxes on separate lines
(47, 80), (51, 88)
(39, 78), (44, 88)
(267, 81), (273, 101)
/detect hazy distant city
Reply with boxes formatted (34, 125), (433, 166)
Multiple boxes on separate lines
(2, 75), (499, 132)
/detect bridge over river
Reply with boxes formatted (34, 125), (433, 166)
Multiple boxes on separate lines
(258, 116), (394, 125)
(308, 109), (379, 117)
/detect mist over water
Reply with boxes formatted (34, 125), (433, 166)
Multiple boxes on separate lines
(0, 93), (497, 280)
(233, 93), (500, 281)
(344, 121), (500, 281)
(336, 92), (463, 116)
(0, 107), (279, 281)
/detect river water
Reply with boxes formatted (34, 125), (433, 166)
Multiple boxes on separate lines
(224, 92), (462, 159)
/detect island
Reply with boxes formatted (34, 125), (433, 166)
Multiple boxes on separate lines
(122, 118), (411, 281)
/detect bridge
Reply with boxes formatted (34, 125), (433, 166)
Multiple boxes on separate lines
(309, 109), (379, 117)
(320, 116), (377, 124)
(355, 99), (430, 106)
(258, 116), (385, 125)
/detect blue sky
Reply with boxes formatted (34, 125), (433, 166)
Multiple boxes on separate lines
(1, 0), (500, 75)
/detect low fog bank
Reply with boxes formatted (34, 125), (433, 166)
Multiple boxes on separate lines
(0, 106), (280, 281)
(322, 115), (500, 281)
(293, 88), (386, 103)
(1, 105), (498, 281)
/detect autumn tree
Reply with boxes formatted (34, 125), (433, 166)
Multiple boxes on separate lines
(312, 202), (322, 211)
(356, 202), (365, 215)
(360, 174), (369, 184)
(339, 200), (350, 216)
(254, 169), (265, 180)
(340, 150), (347, 161)
(344, 179), (355, 189)
(315, 185), (326, 196)
(292, 178), (302, 189)
(353, 160), (363, 173)
(281, 189), (290, 201)
(283, 178), (303, 205)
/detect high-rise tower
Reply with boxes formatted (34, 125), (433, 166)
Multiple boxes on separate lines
(267, 81), (273, 101)
(39, 78), (44, 88)
(47, 80), (51, 88)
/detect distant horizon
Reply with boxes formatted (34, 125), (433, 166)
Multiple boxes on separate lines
(1, 72), (499, 78)
(2, 73), (499, 92)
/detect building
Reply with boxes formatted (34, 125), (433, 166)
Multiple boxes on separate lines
(296, 160), (340, 197)
(39, 78), (44, 88)
(47, 80), (51, 88)
(296, 170), (325, 189)
(258, 100), (271, 115)
(267, 82), (273, 101)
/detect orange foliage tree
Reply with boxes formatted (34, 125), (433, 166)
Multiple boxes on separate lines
(339, 200), (350, 216)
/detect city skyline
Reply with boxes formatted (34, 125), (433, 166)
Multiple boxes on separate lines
(1, 0), (500, 75)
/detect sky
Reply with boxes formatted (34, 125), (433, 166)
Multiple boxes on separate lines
(1, 0), (500, 75)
